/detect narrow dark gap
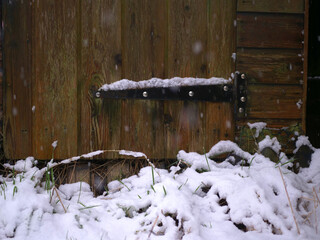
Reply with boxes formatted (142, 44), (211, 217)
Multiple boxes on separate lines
(307, 0), (320, 148)
(0, 0), (4, 164)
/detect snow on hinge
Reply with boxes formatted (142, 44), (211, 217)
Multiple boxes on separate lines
(99, 77), (231, 91)
(97, 77), (233, 102)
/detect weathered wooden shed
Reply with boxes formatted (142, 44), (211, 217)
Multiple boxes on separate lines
(1, 0), (311, 168)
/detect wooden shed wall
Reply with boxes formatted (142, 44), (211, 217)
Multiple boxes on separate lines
(235, 0), (307, 153)
(2, 0), (308, 161)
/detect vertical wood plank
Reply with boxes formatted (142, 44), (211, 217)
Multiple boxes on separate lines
(207, 0), (236, 79)
(80, 0), (122, 158)
(165, 0), (208, 157)
(120, 0), (166, 158)
(33, 0), (78, 159)
(3, 0), (33, 159)
(205, 0), (236, 151)
(302, 0), (309, 133)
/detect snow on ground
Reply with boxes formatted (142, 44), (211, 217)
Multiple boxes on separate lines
(0, 138), (319, 240)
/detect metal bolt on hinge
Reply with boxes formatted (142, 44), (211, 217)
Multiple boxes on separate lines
(223, 85), (229, 91)
(240, 96), (246, 102)
(143, 91), (148, 98)
(95, 91), (101, 98)
(239, 107), (244, 113)
(189, 91), (194, 97)
(241, 73), (245, 79)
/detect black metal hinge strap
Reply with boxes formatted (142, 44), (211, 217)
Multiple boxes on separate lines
(235, 73), (247, 118)
(95, 84), (233, 102)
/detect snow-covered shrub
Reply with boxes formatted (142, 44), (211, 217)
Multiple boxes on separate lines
(0, 137), (319, 240)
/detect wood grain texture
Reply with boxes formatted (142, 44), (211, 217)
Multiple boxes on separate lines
(237, 48), (304, 84)
(3, 1), (33, 159)
(237, 13), (304, 49)
(205, 0), (236, 151)
(208, 0), (236, 79)
(80, 0), (122, 158)
(120, 0), (166, 158)
(302, 0), (309, 133)
(165, 0), (208, 157)
(237, 0), (304, 14)
(247, 84), (303, 119)
(33, 0), (78, 159)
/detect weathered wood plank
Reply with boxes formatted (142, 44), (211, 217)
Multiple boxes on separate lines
(205, 103), (234, 151)
(302, 0), (309, 133)
(120, 0), (166, 158)
(247, 85), (303, 119)
(208, 0), (236, 79)
(3, 0), (33, 159)
(33, 0), (78, 159)
(165, 0), (208, 158)
(237, 0), (304, 14)
(237, 13), (304, 49)
(80, 0), (122, 158)
(237, 48), (303, 84)
(205, 0), (236, 151)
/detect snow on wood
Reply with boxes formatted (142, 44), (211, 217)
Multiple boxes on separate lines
(99, 77), (231, 91)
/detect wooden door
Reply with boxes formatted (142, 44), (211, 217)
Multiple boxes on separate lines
(3, 0), (236, 160)
(3, 0), (307, 160)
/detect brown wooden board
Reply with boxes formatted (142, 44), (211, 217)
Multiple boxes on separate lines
(302, 0), (309, 133)
(237, 48), (304, 84)
(3, 1), (33, 159)
(165, 0), (207, 157)
(246, 84), (303, 119)
(205, 0), (236, 151)
(164, 0), (236, 157)
(80, 0), (122, 159)
(237, 13), (304, 49)
(237, 0), (304, 14)
(208, 0), (236, 79)
(120, 0), (166, 158)
(33, 0), (78, 159)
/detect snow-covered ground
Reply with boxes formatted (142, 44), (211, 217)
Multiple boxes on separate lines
(0, 138), (319, 240)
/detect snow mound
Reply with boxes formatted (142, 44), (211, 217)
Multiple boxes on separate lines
(0, 141), (319, 240)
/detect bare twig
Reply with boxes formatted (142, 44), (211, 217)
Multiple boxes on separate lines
(53, 187), (67, 213)
(278, 167), (300, 234)
(69, 162), (77, 184)
(313, 187), (320, 205)
(302, 210), (314, 224)
(148, 215), (159, 239)
(313, 187), (319, 234)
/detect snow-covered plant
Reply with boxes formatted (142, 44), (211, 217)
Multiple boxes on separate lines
(0, 140), (319, 239)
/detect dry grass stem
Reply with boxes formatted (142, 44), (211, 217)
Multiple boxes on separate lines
(302, 210), (313, 224)
(148, 215), (159, 239)
(53, 187), (67, 213)
(68, 162), (77, 184)
(313, 188), (319, 234)
(278, 167), (300, 234)
(313, 187), (320, 205)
